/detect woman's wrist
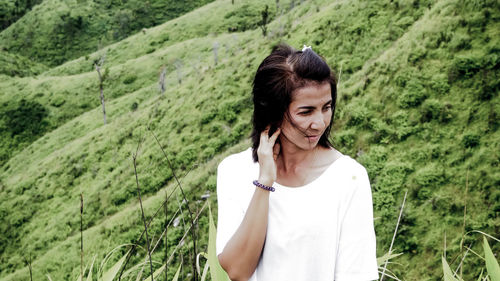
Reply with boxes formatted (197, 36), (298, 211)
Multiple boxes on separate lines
(253, 180), (275, 192)
(257, 177), (274, 187)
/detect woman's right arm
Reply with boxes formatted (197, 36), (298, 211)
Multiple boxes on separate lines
(218, 127), (280, 281)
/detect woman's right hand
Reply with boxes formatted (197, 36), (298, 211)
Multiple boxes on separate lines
(257, 126), (281, 185)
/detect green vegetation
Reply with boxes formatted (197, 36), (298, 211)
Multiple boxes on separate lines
(0, 0), (214, 66)
(0, 0), (43, 30)
(0, 50), (48, 76)
(0, 0), (498, 280)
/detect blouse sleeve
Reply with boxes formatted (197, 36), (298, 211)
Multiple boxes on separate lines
(215, 158), (247, 256)
(334, 165), (379, 281)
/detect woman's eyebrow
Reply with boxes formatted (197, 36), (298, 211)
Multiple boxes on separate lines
(297, 100), (332, 109)
(297, 106), (315, 110)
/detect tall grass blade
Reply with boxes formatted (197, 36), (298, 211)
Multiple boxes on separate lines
(476, 268), (484, 281)
(46, 274), (53, 281)
(75, 262), (88, 281)
(377, 252), (403, 267)
(483, 237), (500, 281)
(143, 263), (166, 281)
(380, 191), (407, 281)
(150, 128), (198, 281)
(101, 250), (130, 281)
(196, 252), (210, 281)
(201, 259), (210, 281)
(442, 256), (462, 281)
(208, 203), (230, 281)
(172, 263), (182, 281)
(132, 140), (154, 281)
(86, 255), (96, 281)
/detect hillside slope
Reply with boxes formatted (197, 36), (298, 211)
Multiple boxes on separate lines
(0, 0), (214, 67)
(0, 0), (498, 280)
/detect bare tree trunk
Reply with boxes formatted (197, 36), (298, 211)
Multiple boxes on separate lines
(213, 41), (219, 66)
(159, 67), (167, 96)
(175, 59), (183, 84)
(95, 64), (107, 125)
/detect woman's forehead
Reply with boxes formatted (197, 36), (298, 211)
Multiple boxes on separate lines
(291, 82), (331, 105)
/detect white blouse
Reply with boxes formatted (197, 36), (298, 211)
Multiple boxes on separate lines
(216, 148), (379, 281)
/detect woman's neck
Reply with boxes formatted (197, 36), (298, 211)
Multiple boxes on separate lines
(277, 144), (322, 174)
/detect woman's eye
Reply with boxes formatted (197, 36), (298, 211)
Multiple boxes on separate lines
(299, 111), (311, 115)
(323, 105), (331, 111)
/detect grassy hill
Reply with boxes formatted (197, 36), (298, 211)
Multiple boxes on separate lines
(0, 0), (498, 280)
(0, 0), (214, 67)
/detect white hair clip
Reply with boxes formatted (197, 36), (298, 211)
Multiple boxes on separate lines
(302, 45), (312, 52)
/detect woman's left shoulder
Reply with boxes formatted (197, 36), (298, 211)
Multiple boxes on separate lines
(327, 148), (368, 176)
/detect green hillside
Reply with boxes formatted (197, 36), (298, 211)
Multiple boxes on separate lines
(0, 0), (499, 280)
(0, 0), (214, 67)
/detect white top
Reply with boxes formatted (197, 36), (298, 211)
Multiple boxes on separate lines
(216, 148), (379, 281)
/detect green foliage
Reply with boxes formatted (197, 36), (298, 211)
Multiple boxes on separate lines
(397, 79), (427, 108)
(0, 0), (215, 67)
(484, 237), (500, 281)
(0, 0), (43, 30)
(0, 0), (498, 280)
(208, 203), (230, 281)
(0, 50), (48, 77)
(224, 3), (274, 33)
(462, 133), (480, 148)
(122, 74), (137, 85)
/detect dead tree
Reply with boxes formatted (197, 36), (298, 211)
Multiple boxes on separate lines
(213, 41), (219, 65)
(94, 54), (107, 125)
(174, 59), (183, 84)
(259, 5), (269, 37)
(159, 66), (167, 96)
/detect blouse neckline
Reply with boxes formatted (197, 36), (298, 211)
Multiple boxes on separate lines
(273, 154), (347, 191)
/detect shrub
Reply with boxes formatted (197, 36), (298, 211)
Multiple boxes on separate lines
(346, 103), (372, 127)
(3, 99), (49, 138)
(397, 79), (427, 108)
(123, 74), (137, 84)
(224, 4), (273, 32)
(334, 129), (356, 149)
(428, 74), (450, 95)
(370, 118), (393, 144)
(391, 110), (415, 140)
(413, 164), (445, 188)
(130, 102), (138, 111)
(462, 133), (480, 148)
(448, 54), (483, 81)
(358, 145), (388, 176)
(176, 144), (198, 168)
(408, 44), (427, 64)
(448, 33), (472, 51)
(50, 95), (66, 107)
(420, 99), (443, 122)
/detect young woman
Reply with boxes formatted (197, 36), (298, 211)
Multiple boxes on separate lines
(216, 44), (378, 281)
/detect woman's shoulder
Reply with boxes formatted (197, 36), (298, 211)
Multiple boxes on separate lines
(326, 148), (368, 176)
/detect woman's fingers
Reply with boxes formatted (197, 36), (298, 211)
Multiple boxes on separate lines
(260, 126), (271, 141)
(269, 128), (281, 143)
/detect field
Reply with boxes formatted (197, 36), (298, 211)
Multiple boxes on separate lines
(0, 0), (499, 280)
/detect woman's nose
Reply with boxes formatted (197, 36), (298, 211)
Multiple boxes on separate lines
(310, 113), (325, 130)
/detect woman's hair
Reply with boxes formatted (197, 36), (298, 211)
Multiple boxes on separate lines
(251, 44), (337, 162)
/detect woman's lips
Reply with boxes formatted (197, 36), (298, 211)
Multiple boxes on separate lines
(306, 135), (320, 142)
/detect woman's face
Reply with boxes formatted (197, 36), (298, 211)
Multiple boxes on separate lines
(279, 82), (332, 151)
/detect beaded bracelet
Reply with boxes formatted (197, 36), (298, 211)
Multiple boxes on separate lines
(253, 180), (275, 192)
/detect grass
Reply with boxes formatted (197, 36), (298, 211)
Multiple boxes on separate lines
(0, 0), (499, 280)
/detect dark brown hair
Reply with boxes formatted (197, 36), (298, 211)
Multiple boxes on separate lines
(251, 44), (337, 162)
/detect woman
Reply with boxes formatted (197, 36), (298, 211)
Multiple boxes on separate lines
(216, 44), (378, 281)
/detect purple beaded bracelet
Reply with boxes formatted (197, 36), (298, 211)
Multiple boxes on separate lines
(253, 180), (275, 192)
